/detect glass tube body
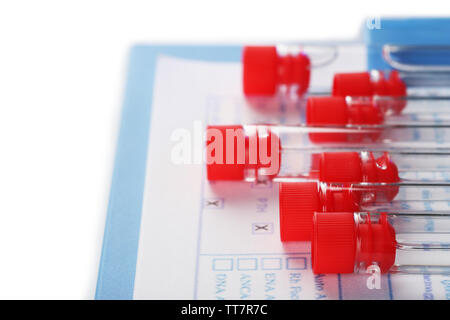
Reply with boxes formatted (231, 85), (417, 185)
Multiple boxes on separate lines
(345, 95), (450, 126)
(314, 182), (450, 213)
(278, 181), (450, 242)
(372, 69), (450, 97)
(312, 211), (450, 275)
(230, 125), (450, 183)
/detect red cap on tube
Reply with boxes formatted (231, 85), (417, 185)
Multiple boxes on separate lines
(243, 47), (278, 96)
(279, 182), (320, 242)
(319, 152), (363, 182)
(332, 72), (373, 97)
(312, 212), (357, 273)
(279, 182), (360, 241)
(306, 97), (384, 143)
(312, 212), (397, 274)
(306, 97), (349, 126)
(206, 125), (246, 181)
(206, 125), (281, 181)
(332, 71), (407, 98)
(319, 152), (400, 187)
(243, 46), (311, 96)
(306, 97), (385, 125)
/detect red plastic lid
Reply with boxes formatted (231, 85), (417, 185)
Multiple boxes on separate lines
(243, 46), (278, 96)
(312, 212), (397, 274)
(332, 71), (407, 98)
(306, 96), (386, 125)
(306, 97), (384, 143)
(306, 97), (349, 125)
(206, 125), (246, 180)
(279, 182), (320, 241)
(279, 182), (361, 242)
(206, 125), (282, 181)
(318, 152), (400, 201)
(243, 46), (311, 96)
(312, 212), (357, 274)
(319, 152), (363, 182)
(306, 96), (350, 143)
(332, 72), (373, 97)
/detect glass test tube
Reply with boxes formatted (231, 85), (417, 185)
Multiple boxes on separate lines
(206, 125), (450, 183)
(279, 181), (450, 241)
(312, 211), (450, 275)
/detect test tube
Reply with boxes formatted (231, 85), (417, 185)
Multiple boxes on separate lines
(243, 45), (450, 98)
(306, 96), (450, 127)
(332, 69), (450, 99)
(312, 211), (450, 275)
(279, 181), (450, 241)
(333, 46), (450, 98)
(206, 125), (450, 182)
(243, 45), (336, 96)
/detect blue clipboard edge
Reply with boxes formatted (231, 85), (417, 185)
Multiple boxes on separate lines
(95, 45), (242, 300)
(365, 17), (450, 69)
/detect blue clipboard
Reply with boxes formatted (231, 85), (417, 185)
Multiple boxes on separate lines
(97, 20), (450, 300)
(365, 17), (450, 70)
(95, 45), (241, 300)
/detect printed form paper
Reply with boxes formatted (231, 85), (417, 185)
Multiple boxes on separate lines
(133, 48), (450, 300)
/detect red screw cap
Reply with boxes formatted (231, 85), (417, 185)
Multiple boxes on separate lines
(306, 96), (384, 143)
(279, 182), (320, 242)
(243, 46), (311, 96)
(332, 72), (373, 97)
(206, 125), (247, 181)
(279, 182), (360, 241)
(319, 152), (400, 183)
(332, 71), (407, 98)
(312, 212), (397, 274)
(206, 125), (282, 181)
(319, 152), (400, 201)
(319, 152), (364, 182)
(306, 96), (349, 126)
(312, 212), (357, 274)
(243, 46), (278, 96)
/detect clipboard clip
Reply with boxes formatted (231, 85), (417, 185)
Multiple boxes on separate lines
(382, 44), (450, 72)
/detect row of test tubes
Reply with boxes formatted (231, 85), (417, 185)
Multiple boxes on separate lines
(206, 45), (450, 276)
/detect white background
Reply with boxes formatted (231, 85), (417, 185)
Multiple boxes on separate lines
(0, 0), (445, 299)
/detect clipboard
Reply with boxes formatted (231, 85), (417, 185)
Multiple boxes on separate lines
(95, 45), (241, 300)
